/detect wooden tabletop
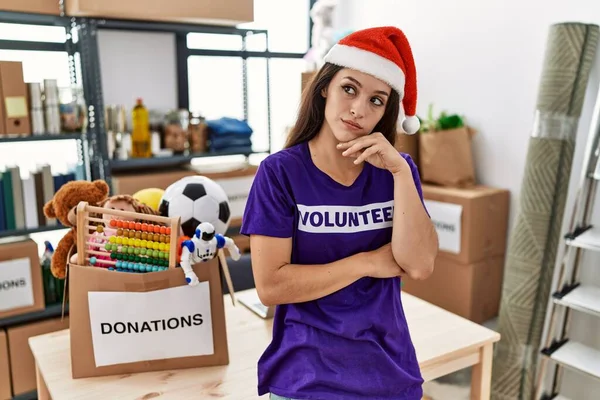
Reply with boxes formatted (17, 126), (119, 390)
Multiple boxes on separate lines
(29, 290), (500, 399)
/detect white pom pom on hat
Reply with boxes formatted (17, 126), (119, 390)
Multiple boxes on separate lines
(402, 116), (420, 135)
(323, 26), (420, 134)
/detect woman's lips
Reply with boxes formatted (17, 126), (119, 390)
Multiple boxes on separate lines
(342, 119), (362, 130)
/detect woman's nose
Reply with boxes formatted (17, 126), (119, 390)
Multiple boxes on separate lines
(351, 100), (366, 118)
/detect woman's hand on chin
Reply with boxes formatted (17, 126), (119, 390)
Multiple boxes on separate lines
(336, 132), (408, 175)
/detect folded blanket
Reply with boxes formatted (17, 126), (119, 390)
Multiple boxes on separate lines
(210, 137), (253, 149)
(209, 145), (253, 154)
(206, 117), (253, 137)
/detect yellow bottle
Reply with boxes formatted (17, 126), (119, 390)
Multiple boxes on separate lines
(131, 98), (152, 158)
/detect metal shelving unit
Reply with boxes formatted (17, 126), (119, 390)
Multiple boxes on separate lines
(0, 4), (312, 399)
(0, 224), (67, 240)
(0, 133), (83, 143)
(0, 304), (68, 330)
(73, 16), (275, 188)
(109, 149), (259, 172)
(0, 7), (280, 328)
(0, 10), (90, 243)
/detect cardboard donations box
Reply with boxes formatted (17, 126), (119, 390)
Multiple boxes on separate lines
(0, 239), (45, 320)
(67, 201), (234, 378)
(421, 184), (510, 264)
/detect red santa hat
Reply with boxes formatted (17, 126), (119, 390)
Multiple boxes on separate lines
(323, 26), (420, 134)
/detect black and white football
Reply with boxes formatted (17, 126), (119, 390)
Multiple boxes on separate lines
(158, 176), (231, 237)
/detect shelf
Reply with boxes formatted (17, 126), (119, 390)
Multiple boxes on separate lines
(0, 10), (68, 26)
(0, 133), (84, 144)
(0, 303), (68, 330)
(545, 341), (600, 381)
(554, 285), (600, 318)
(96, 16), (267, 36)
(565, 226), (600, 251)
(0, 224), (68, 239)
(109, 150), (259, 172)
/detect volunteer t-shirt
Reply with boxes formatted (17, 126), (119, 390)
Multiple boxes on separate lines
(240, 141), (426, 400)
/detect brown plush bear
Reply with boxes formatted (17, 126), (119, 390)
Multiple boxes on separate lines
(43, 180), (110, 279)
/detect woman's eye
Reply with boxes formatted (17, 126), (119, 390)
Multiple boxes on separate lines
(343, 85), (356, 95)
(371, 97), (384, 106)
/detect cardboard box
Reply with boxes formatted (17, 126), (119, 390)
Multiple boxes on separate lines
(0, 0), (60, 15)
(0, 330), (10, 400)
(402, 254), (505, 323)
(0, 62), (31, 136)
(69, 260), (229, 378)
(0, 239), (45, 320)
(7, 317), (70, 395)
(111, 165), (258, 226)
(67, 202), (233, 379)
(422, 185), (510, 264)
(66, 0), (254, 25)
(395, 131), (419, 169)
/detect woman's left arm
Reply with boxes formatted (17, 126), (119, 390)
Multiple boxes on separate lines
(338, 132), (439, 280)
(390, 161), (438, 280)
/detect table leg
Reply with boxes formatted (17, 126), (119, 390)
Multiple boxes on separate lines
(470, 343), (493, 400)
(36, 362), (52, 400)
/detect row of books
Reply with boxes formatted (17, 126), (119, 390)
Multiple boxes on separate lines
(0, 165), (84, 233)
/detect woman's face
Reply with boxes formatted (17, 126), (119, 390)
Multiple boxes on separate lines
(322, 68), (392, 143)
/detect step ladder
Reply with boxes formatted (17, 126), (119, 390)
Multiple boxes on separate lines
(535, 86), (600, 399)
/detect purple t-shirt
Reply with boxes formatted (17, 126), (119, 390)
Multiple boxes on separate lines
(240, 141), (425, 400)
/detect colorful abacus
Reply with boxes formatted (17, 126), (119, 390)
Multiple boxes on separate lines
(75, 202), (180, 273)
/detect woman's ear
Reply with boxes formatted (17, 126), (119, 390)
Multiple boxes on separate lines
(321, 87), (327, 98)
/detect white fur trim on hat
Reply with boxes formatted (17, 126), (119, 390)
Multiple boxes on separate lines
(402, 116), (420, 135)
(324, 44), (405, 98)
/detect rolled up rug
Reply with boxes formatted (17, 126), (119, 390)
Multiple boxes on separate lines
(491, 22), (599, 400)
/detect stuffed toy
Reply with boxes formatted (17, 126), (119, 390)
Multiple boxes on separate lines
(43, 180), (110, 279)
(78, 194), (160, 268)
(97, 194), (158, 219)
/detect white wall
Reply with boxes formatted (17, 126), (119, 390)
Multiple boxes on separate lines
(97, 30), (178, 111)
(335, 0), (600, 398)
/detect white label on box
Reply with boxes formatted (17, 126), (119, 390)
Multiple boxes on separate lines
(424, 199), (463, 254)
(0, 257), (34, 312)
(88, 282), (214, 367)
(215, 175), (255, 220)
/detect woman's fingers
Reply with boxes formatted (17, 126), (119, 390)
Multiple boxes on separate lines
(353, 145), (379, 164)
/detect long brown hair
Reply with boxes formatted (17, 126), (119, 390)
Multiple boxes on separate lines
(285, 62), (400, 148)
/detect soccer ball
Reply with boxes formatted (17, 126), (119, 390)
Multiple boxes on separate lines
(158, 176), (231, 237)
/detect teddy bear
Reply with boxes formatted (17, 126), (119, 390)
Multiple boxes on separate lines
(43, 180), (110, 279)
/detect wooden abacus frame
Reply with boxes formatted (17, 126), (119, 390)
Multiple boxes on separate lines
(75, 201), (181, 271)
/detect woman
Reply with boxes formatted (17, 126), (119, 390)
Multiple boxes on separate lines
(240, 26), (439, 400)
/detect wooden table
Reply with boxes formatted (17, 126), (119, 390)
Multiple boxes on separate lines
(29, 291), (500, 399)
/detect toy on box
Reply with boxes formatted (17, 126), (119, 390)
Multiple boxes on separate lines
(72, 201), (180, 272)
(43, 180), (110, 279)
(158, 175), (232, 237)
(180, 221), (241, 286)
(132, 188), (165, 212)
(83, 195), (160, 268)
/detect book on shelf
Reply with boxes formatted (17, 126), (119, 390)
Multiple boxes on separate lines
(0, 164), (85, 233)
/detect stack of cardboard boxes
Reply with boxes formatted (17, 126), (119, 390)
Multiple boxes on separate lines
(0, 240), (69, 398)
(402, 185), (510, 324)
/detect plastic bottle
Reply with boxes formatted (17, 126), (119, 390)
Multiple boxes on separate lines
(131, 98), (152, 158)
